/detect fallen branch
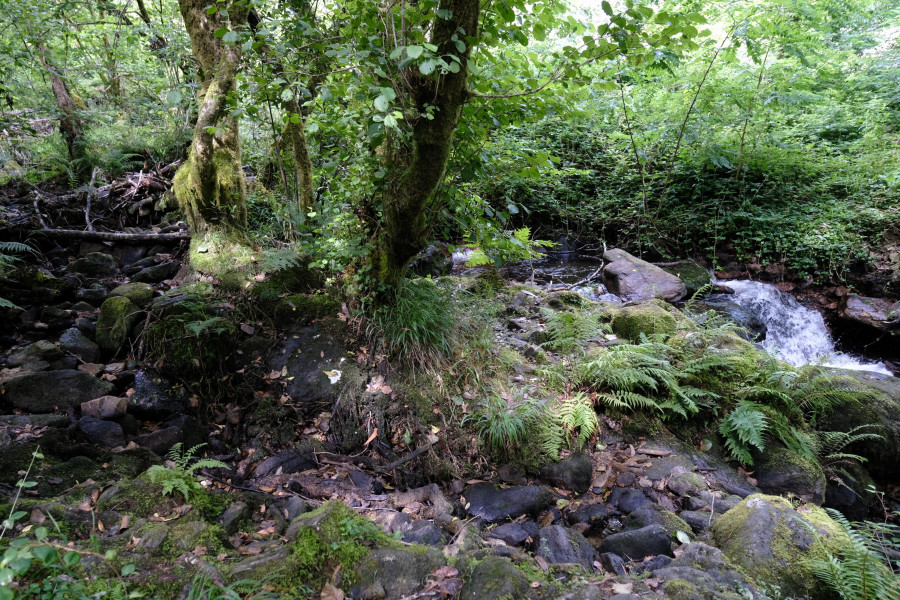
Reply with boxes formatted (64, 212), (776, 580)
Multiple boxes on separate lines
(32, 228), (190, 242)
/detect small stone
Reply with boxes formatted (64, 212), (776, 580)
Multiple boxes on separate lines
(616, 472), (636, 487)
(81, 395), (127, 419)
(59, 328), (100, 363)
(69, 253), (118, 277)
(598, 552), (626, 576)
(541, 452), (593, 494)
(486, 522), (530, 546)
(78, 417), (125, 448)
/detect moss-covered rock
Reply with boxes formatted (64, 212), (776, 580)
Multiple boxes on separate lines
(96, 296), (140, 350)
(711, 494), (847, 597)
(609, 301), (678, 342)
(109, 282), (154, 308)
(352, 546), (446, 599)
(460, 556), (533, 600)
(660, 260), (712, 299)
(274, 294), (340, 324)
(754, 446), (826, 505)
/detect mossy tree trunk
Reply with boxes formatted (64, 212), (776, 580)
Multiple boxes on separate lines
(373, 0), (480, 289)
(36, 43), (85, 163)
(173, 0), (248, 238)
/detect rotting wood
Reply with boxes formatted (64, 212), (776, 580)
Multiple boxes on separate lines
(32, 229), (190, 242)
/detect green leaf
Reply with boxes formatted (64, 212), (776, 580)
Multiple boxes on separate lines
(676, 530), (691, 544)
(63, 551), (81, 567)
(533, 24), (546, 41)
(420, 60), (436, 75)
(33, 545), (57, 564)
(406, 45), (423, 59)
(374, 94), (390, 112)
(122, 563), (136, 577)
(384, 114), (398, 128)
(307, 122), (319, 134)
(222, 31), (240, 44)
(165, 90), (183, 106)
(446, 61), (460, 73)
(281, 88), (294, 101)
(213, 27), (228, 38)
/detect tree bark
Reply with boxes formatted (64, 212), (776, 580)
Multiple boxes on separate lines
(375, 0), (480, 289)
(172, 0), (248, 237)
(36, 43), (84, 163)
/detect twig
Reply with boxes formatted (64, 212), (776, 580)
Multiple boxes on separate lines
(85, 167), (98, 232)
(562, 266), (603, 290)
(32, 229), (189, 242)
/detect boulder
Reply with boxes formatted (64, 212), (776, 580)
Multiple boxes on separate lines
(840, 294), (900, 332)
(711, 494), (847, 597)
(659, 260), (711, 299)
(652, 543), (762, 600)
(625, 505), (691, 538)
(535, 525), (595, 569)
(486, 522), (530, 546)
(598, 524), (673, 560)
(824, 462), (876, 522)
(109, 282), (154, 308)
(96, 296), (139, 351)
(8, 340), (63, 367)
(127, 369), (186, 420)
(81, 396), (127, 419)
(541, 453), (592, 494)
(464, 482), (553, 522)
(607, 487), (652, 513)
(609, 301), (678, 342)
(602, 249), (687, 303)
(132, 261), (180, 283)
(401, 520), (448, 547)
(459, 556), (532, 600)
(78, 417), (124, 447)
(351, 546), (445, 600)
(1, 370), (112, 413)
(69, 252), (118, 277)
(59, 328), (99, 363)
(754, 446), (825, 505)
(666, 472), (707, 498)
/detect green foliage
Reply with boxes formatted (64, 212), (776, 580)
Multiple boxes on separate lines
(0, 241), (37, 309)
(464, 393), (541, 459)
(541, 309), (606, 355)
(183, 571), (280, 600)
(466, 227), (555, 269)
(809, 510), (900, 600)
(539, 393), (599, 460)
(719, 401), (770, 466)
(814, 425), (884, 486)
(145, 443), (229, 502)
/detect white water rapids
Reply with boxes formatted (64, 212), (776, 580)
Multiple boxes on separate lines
(719, 280), (892, 375)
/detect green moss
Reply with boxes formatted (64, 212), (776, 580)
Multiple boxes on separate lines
(109, 282), (155, 308)
(609, 300), (677, 342)
(96, 296), (140, 351)
(663, 578), (703, 600)
(274, 294), (340, 324)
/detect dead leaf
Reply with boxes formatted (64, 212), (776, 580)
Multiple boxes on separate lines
(193, 545), (207, 556)
(534, 556), (549, 572)
(77, 363), (103, 375)
(30, 509), (45, 524)
(363, 428), (378, 447)
(320, 583), (345, 600)
(610, 582), (633, 594)
(432, 566), (459, 578)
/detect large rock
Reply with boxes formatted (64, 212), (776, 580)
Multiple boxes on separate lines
(127, 369), (186, 420)
(459, 556), (532, 600)
(1, 370), (112, 413)
(754, 446), (825, 505)
(598, 524), (673, 560)
(711, 494), (847, 597)
(464, 483), (553, 522)
(840, 294), (900, 332)
(78, 417), (124, 447)
(651, 543), (763, 600)
(821, 369), (900, 480)
(609, 301), (678, 342)
(96, 296), (140, 351)
(659, 260), (711, 299)
(132, 261), (180, 283)
(59, 327), (100, 363)
(109, 282), (154, 308)
(351, 546), (445, 600)
(535, 525), (595, 569)
(541, 453), (592, 494)
(69, 252), (118, 277)
(603, 249), (687, 303)
(8, 340), (63, 367)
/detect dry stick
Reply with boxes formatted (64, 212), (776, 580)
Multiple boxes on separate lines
(734, 49), (769, 181)
(655, 31), (733, 220)
(31, 229), (189, 242)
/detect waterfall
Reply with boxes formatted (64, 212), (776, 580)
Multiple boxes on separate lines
(719, 280), (891, 375)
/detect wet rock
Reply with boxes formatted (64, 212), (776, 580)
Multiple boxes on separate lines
(81, 395), (127, 419)
(653, 543), (761, 600)
(536, 525), (595, 569)
(401, 520), (448, 547)
(78, 417), (125, 447)
(268, 321), (365, 419)
(712, 494), (847, 597)
(96, 296), (139, 351)
(464, 482), (553, 522)
(127, 369), (186, 419)
(603, 249), (687, 303)
(75, 317), (96, 337)
(352, 547), (445, 600)
(8, 340), (63, 367)
(598, 552), (626, 576)
(459, 556), (531, 600)
(569, 502), (612, 530)
(59, 327), (99, 363)
(839, 294), (900, 332)
(2, 370), (112, 413)
(666, 472), (707, 498)
(76, 284), (109, 305)
(486, 522), (530, 546)
(219, 501), (248, 534)
(754, 446), (825, 505)
(71, 301), (95, 312)
(607, 487), (652, 513)
(408, 243), (452, 278)
(109, 282), (154, 308)
(824, 462), (875, 521)
(691, 297), (767, 341)
(69, 252), (118, 277)
(253, 449), (317, 478)
(541, 452), (592, 494)
(598, 524), (673, 560)
(679, 510), (717, 534)
(40, 306), (73, 330)
(633, 554), (672, 574)
(609, 301), (678, 342)
(132, 261), (180, 283)
(625, 505), (691, 537)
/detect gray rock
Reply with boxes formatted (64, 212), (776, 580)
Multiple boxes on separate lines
(666, 471), (706, 498)
(598, 552), (626, 576)
(2, 370), (112, 413)
(135, 523), (169, 552)
(603, 248), (687, 303)
(69, 253), (118, 277)
(109, 282), (154, 308)
(76, 284), (109, 305)
(536, 525), (595, 569)
(754, 446), (825, 505)
(253, 449), (317, 478)
(824, 463), (875, 521)
(659, 260), (711, 298)
(352, 547), (445, 600)
(653, 542), (763, 599)
(408, 243), (452, 278)
(607, 487), (651, 513)
(541, 452), (592, 494)
(401, 520), (447, 547)
(679, 510), (717, 534)
(599, 524), (673, 560)
(464, 482), (553, 522)
(625, 505), (691, 537)
(486, 522), (530, 546)
(78, 417), (124, 447)
(132, 261), (180, 283)
(840, 294), (900, 332)
(459, 556), (531, 600)
(133, 426), (184, 456)
(8, 340), (64, 366)
(219, 501), (248, 534)
(40, 306), (73, 330)
(568, 502), (612, 530)
(229, 546), (289, 578)
(59, 328), (99, 362)
(283, 497), (308, 521)
(127, 369), (186, 419)
(81, 396), (127, 419)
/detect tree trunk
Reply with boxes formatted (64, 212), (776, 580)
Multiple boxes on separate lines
(36, 43), (84, 163)
(172, 0), (248, 238)
(283, 95), (315, 213)
(374, 0), (480, 288)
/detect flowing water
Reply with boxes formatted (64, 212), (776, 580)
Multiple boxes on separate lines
(716, 280), (892, 375)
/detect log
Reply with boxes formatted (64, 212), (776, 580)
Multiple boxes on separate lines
(32, 228), (190, 242)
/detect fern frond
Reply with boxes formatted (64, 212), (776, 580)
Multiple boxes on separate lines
(719, 401), (769, 465)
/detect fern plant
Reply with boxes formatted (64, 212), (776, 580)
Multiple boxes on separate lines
(540, 393), (599, 460)
(718, 401), (770, 465)
(146, 443), (229, 502)
(541, 309), (607, 355)
(814, 425), (883, 487)
(808, 509), (900, 600)
(0, 241), (37, 309)
(464, 394), (541, 459)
